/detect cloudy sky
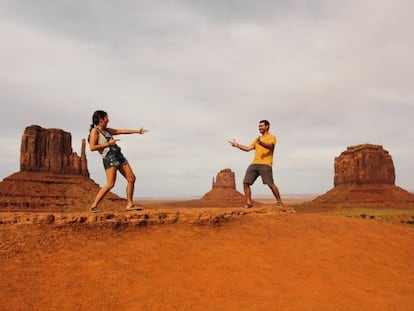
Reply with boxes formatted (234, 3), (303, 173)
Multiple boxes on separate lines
(1, 0), (413, 199)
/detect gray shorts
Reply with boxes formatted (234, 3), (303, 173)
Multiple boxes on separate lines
(243, 164), (274, 185)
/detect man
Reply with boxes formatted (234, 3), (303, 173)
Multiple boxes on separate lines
(229, 120), (283, 208)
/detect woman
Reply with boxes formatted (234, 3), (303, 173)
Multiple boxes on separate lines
(88, 110), (148, 213)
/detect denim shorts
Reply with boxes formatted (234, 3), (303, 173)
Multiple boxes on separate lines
(103, 148), (128, 170)
(243, 164), (274, 185)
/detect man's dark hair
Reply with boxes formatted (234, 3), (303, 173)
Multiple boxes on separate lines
(259, 120), (270, 127)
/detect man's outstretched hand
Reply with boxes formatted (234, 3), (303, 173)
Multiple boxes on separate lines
(228, 139), (238, 147)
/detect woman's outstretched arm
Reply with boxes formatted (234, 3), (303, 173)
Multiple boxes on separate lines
(108, 127), (148, 135)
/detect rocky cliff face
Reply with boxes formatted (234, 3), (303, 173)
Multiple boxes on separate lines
(308, 144), (414, 207)
(212, 168), (236, 189)
(334, 144), (395, 186)
(20, 125), (88, 176)
(200, 168), (256, 206)
(0, 171), (124, 210)
(0, 125), (125, 210)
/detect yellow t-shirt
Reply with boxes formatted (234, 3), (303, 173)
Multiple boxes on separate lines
(251, 133), (277, 167)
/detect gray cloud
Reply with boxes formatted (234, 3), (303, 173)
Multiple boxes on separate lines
(1, 0), (413, 198)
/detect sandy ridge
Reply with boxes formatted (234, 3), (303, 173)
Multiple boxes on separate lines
(0, 206), (296, 227)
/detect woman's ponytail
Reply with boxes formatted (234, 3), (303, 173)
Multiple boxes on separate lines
(88, 110), (107, 142)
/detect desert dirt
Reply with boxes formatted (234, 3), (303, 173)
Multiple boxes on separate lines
(1, 202), (414, 311)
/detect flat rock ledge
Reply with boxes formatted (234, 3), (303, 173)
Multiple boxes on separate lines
(0, 206), (296, 228)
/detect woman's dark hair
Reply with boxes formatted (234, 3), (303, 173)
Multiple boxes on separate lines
(88, 110), (107, 142)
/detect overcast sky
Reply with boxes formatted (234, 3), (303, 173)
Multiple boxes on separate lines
(1, 0), (413, 199)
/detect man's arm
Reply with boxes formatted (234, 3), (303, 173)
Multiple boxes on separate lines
(228, 139), (255, 152)
(257, 138), (274, 150)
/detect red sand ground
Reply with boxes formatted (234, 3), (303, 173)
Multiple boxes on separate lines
(1, 204), (414, 310)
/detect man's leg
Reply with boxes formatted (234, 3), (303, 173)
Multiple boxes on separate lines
(243, 183), (253, 206)
(259, 165), (283, 206)
(243, 165), (259, 207)
(268, 183), (283, 206)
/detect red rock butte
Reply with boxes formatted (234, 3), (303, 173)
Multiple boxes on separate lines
(308, 144), (414, 207)
(20, 125), (89, 176)
(201, 168), (248, 204)
(162, 168), (262, 208)
(0, 125), (125, 211)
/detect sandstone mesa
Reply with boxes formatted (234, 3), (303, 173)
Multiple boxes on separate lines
(0, 125), (125, 211)
(306, 144), (414, 207)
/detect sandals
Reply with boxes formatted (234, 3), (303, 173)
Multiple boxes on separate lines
(125, 206), (142, 211)
(89, 206), (101, 213)
(90, 206), (142, 213)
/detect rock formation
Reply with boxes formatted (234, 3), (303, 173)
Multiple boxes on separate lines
(0, 125), (125, 211)
(201, 168), (247, 204)
(308, 144), (414, 207)
(211, 168), (236, 189)
(20, 125), (89, 176)
(167, 168), (262, 207)
(334, 144), (395, 186)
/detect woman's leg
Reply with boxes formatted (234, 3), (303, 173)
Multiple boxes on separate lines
(90, 167), (118, 210)
(118, 163), (136, 208)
